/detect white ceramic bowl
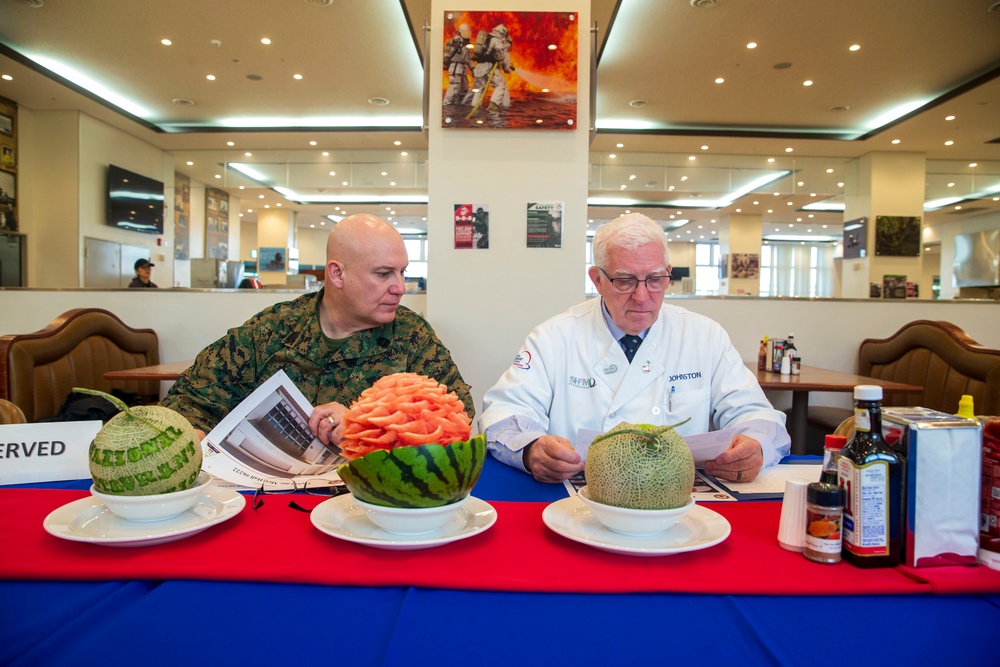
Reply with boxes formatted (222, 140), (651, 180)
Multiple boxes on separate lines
(577, 486), (695, 536)
(91, 472), (213, 522)
(353, 495), (469, 535)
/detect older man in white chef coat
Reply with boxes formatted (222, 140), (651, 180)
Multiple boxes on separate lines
(479, 213), (790, 483)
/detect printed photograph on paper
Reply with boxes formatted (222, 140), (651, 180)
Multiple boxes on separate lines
(202, 370), (347, 489)
(441, 10), (578, 130)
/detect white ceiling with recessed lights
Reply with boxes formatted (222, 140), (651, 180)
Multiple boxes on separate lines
(0, 0), (998, 242)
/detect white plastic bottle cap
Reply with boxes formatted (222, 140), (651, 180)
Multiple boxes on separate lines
(854, 385), (883, 401)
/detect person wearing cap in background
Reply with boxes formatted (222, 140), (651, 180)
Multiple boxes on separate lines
(129, 258), (158, 288)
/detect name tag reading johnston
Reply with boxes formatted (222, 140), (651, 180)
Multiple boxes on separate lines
(0, 421), (101, 485)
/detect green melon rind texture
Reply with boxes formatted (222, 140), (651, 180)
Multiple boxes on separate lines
(585, 422), (695, 510)
(337, 434), (486, 508)
(88, 405), (203, 496)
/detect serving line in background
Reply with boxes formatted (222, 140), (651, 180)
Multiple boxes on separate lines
(745, 362), (923, 455)
(102, 360), (193, 382)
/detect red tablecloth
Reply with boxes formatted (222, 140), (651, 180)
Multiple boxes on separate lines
(3, 489), (999, 595)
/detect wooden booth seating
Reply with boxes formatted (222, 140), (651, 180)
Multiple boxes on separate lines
(0, 308), (160, 422)
(806, 320), (1000, 446)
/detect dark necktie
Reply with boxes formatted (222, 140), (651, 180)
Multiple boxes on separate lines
(620, 335), (643, 363)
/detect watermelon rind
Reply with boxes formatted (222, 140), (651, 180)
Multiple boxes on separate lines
(337, 435), (486, 508)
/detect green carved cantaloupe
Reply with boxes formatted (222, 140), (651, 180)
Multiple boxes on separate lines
(584, 421), (694, 510)
(80, 388), (203, 496)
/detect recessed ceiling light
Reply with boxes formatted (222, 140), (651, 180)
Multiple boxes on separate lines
(701, 145), (709, 150)
(747, 42), (757, 49)
(891, 139), (901, 144)
(616, 143), (624, 148)
(944, 140), (954, 146)
(244, 152), (252, 157)
(226, 141), (235, 146)
(394, 140), (402, 146)
(161, 39), (172, 46)
(715, 77), (725, 84)
(206, 74), (216, 80)
(969, 163), (978, 168)
(214, 174), (221, 179)
(368, 97), (390, 106)
(948, 182), (955, 187)
(321, 151), (329, 156)
(293, 74), (303, 80)
(172, 98), (195, 105)
(309, 140), (317, 146)
(261, 37), (272, 45)
(1, 74), (11, 81)
(785, 147), (793, 152)
(803, 80), (813, 86)
(849, 44), (861, 52)
(773, 62), (792, 70)
(401, 151), (408, 156)
(609, 154), (616, 159)
(688, 156), (696, 160)
(329, 171), (336, 176)
(945, 115), (956, 121)
(628, 99), (647, 108)
(826, 168), (834, 173)
(186, 161), (193, 166)
(380, 171), (388, 176)
(548, 44), (557, 50)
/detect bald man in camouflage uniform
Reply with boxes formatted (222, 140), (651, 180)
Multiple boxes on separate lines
(161, 214), (471, 445)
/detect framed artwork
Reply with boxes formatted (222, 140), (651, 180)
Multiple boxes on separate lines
(0, 168), (17, 232)
(2, 146), (13, 168)
(259, 247), (286, 272)
(730, 253), (760, 279)
(173, 172), (190, 260)
(205, 187), (229, 259)
(441, 10), (578, 130)
(0, 114), (11, 136)
(842, 217), (867, 259)
(875, 215), (921, 257)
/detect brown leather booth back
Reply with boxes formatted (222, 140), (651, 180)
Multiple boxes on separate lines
(0, 309), (159, 422)
(858, 319), (1000, 415)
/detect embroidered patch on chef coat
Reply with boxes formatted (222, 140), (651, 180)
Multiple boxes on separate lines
(512, 350), (531, 370)
(569, 376), (596, 388)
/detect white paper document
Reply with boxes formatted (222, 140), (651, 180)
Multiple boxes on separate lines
(202, 370), (347, 490)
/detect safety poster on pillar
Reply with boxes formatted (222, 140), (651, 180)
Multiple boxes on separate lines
(454, 203), (490, 249)
(526, 201), (563, 248)
(441, 10), (578, 130)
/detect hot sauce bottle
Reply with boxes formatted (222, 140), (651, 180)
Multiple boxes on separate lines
(838, 385), (905, 568)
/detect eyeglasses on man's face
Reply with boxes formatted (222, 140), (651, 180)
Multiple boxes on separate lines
(598, 267), (670, 293)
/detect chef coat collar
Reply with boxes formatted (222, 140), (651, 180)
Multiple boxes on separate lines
(600, 299), (649, 342)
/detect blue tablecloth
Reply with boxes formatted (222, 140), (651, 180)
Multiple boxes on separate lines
(3, 457), (999, 666)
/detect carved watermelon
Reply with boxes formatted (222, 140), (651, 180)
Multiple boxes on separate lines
(584, 421), (694, 510)
(338, 435), (485, 508)
(81, 389), (203, 496)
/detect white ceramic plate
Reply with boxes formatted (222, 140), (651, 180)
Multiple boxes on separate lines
(542, 496), (731, 557)
(311, 495), (497, 550)
(43, 486), (245, 547)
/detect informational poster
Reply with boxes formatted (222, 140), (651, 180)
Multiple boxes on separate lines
(454, 203), (490, 249)
(883, 274), (907, 299)
(526, 201), (563, 248)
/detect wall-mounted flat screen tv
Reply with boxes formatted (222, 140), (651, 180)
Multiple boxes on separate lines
(107, 164), (164, 234)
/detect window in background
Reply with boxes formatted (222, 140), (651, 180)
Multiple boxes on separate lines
(402, 235), (428, 280)
(695, 242), (721, 295)
(759, 242), (834, 297)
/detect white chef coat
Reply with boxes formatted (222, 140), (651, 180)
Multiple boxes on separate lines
(479, 298), (790, 471)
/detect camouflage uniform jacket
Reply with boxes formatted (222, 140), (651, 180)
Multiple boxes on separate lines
(160, 290), (472, 432)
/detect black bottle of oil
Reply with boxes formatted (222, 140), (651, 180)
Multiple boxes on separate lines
(837, 385), (904, 568)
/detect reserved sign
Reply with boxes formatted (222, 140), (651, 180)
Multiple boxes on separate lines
(0, 421), (101, 485)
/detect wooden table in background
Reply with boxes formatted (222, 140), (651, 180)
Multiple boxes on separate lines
(103, 360), (192, 382)
(746, 362), (923, 454)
